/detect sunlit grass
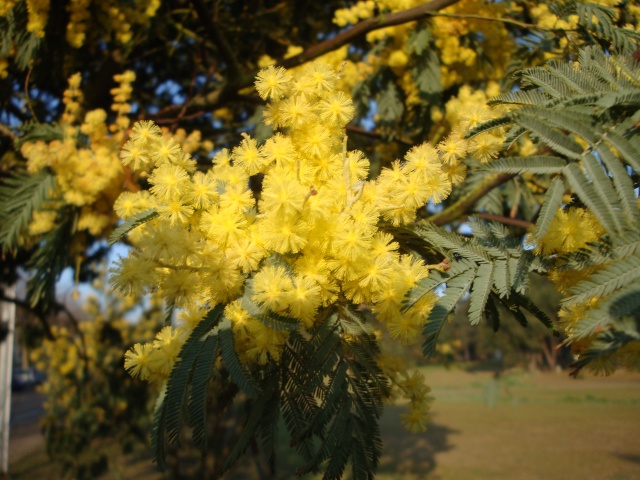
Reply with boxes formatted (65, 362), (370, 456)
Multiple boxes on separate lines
(10, 366), (640, 479)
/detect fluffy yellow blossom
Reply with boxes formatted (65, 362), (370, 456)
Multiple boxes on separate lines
(538, 208), (605, 256)
(114, 63), (453, 379)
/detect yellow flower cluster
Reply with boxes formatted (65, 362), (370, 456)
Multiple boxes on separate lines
(538, 207), (606, 296)
(66, 0), (91, 48)
(20, 71), (136, 237)
(535, 207), (615, 370)
(115, 62), (456, 381)
(30, 281), (163, 467)
(378, 353), (434, 432)
(537, 207), (605, 257)
(333, 0), (515, 92)
(25, 0), (49, 37)
(256, 44), (367, 109)
(32, 292), (152, 410)
(530, 3), (579, 31)
(0, 0), (160, 50)
(0, 0), (17, 15)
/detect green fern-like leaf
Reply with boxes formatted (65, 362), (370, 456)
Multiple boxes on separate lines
(468, 263), (494, 325)
(592, 143), (638, 224)
(510, 291), (558, 335)
(187, 334), (219, 449)
(402, 260), (474, 312)
(222, 374), (278, 473)
(162, 305), (224, 446)
(0, 169), (56, 252)
(564, 255), (640, 307)
(515, 111), (584, 160)
(415, 223), (490, 264)
(423, 267), (476, 358)
(108, 209), (159, 245)
(534, 176), (565, 243)
(493, 259), (511, 299)
(151, 384), (168, 471)
(605, 130), (640, 172)
(15, 122), (64, 149)
(219, 318), (260, 397)
(26, 208), (76, 310)
(481, 156), (567, 174)
(562, 163), (622, 233)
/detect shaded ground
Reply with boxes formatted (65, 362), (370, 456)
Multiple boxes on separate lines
(8, 367), (640, 479)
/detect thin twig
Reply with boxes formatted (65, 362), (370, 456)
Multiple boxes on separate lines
(278, 0), (461, 70)
(24, 67), (39, 122)
(190, 0), (243, 83)
(0, 124), (16, 144)
(425, 173), (516, 226)
(156, 0), (461, 120)
(473, 212), (532, 229)
(346, 125), (414, 147)
(422, 12), (543, 31)
(0, 290), (54, 339)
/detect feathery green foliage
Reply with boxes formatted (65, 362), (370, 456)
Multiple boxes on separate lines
(108, 209), (159, 246)
(400, 220), (554, 358)
(0, 169), (55, 252)
(471, 43), (640, 374)
(26, 207), (76, 310)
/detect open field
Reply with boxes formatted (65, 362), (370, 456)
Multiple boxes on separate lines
(9, 366), (640, 479)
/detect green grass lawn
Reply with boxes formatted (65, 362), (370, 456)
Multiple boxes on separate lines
(10, 366), (640, 479)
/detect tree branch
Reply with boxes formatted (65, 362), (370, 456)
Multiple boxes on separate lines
(278, 0), (462, 70)
(156, 0), (461, 120)
(0, 290), (54, 340)
(346, 125), (414, 147)
(422, 12), (541, 30)
(425, 173), (516, 226)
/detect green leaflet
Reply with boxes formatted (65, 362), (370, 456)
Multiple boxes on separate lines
(258, 374), (283, 472)
(378, 81), (404, 123)
(514, 112), (583, 160)
(407, 25), (431, 55)
(15, 122), (64, 149)
(26, 208), (76, 310)
(468, 263), (494, 326)
(218, 318), (260, 397)
(465, 115), (512, 138)
(151, 384), (168, 471)
(279, 308), (384, 479)
(510, 291), (558, 335)
(0, 169), (56, 252)
(493, 259), (511, 299)
(608, 288), (640, 319)
(593, 143), (639, 225)
(564, 255), (640, 307)
(569, 327), (640, 376)
(562, 163), (621, 234)
(222, 374), (279, 472)
(605, 130), (640, 173)
(534, 176), (564, 243)
(422, 268), (476, 359)
(108, 209), (159, 245)
(576, 3), (640, 53)
(581, 154), (625, 231)
(481, 156), (567, 174)
(415, 223), (491, 264)
(151, 305), (224, 468)
(187, 334), (219, 449)
(402, 259), (473, 312)
(162, 305), (224, 445)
